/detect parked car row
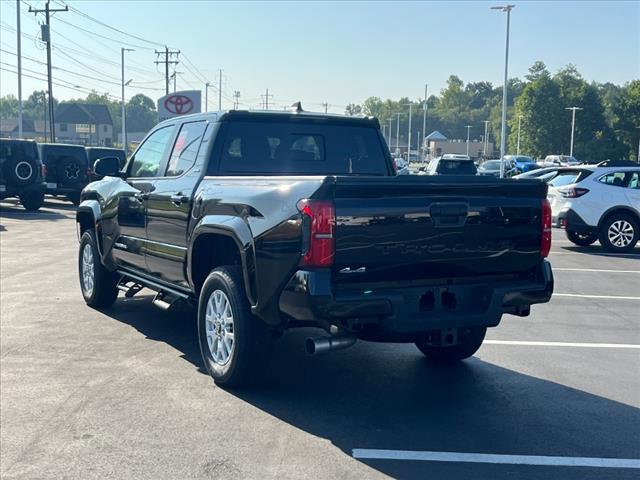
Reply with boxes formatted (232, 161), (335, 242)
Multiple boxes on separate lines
(0, 138), (125, 210)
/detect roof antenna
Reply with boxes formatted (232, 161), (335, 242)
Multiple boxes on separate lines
(290, 101), (303, 113)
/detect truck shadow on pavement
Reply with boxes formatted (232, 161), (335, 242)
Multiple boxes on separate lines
(0, 199), (72, 222)
(105, 295), (640, 480)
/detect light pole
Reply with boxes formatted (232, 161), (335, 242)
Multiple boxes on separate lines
(465, 125), (472, 156)
(407, 104), (412, 163)
(422, 83), (428, 156)
(516, 114), (523, 154)
(565, 106), (583, 157)
(492, 4), (515, 178)
(382, 125), (387, 143)
(483, 120), (490, 156)
(396, 113), (400, 152)
(205, 82), (211, 112)
(388, 118), (392, 148)
(121, 47), (134, 152)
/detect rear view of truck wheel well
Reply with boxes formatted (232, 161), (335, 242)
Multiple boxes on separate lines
(191, 234), (241, 293)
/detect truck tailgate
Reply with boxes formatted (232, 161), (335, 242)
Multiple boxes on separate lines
(329, 176), (548, 284)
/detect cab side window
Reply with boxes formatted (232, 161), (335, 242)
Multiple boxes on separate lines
(626, 172), (639, 189)
(165, 121), (207, 177)
(129, 126), (175, 178)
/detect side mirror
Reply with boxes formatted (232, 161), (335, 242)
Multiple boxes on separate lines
(93, 156), (122, 177)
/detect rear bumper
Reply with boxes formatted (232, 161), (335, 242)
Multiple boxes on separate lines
(279, 261), (554, 340)
(553, 208), (596, 234)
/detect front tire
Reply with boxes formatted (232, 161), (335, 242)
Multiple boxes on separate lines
(197, 266), (273, 388)
(598, 214), (639, 253)
(415, 327), (486, 362)
(566, 229), (597, 246)
(79, 229), (119, 308)
(19, 189), (45, 211)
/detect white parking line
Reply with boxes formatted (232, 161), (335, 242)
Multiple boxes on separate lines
(484, 340), (640, 349)
(553, 268), (640, 273)
(554, 293), (640, 300)
(352, 449), (640, 469)
(550, 252), (639, 257)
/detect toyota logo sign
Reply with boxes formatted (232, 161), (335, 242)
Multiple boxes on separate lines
(157, 90), (202, 121)
(164, 95), (194, 114)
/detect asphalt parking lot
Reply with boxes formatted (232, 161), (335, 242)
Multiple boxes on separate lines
(1, 198), (639, 480)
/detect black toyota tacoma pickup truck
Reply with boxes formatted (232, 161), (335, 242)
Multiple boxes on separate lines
(76, 109), (553, 387)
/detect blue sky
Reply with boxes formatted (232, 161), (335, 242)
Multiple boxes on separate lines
(0, 0), (638, 113)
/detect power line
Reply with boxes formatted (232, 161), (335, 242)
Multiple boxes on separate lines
(54, 0), (166, 48)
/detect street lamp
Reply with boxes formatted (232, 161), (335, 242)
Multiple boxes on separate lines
(388, 118), (392, 149)
(565, 107), (583, 157)
(396, 112), (400, 152)
(121, 47), (134, 152)
(205, 82), (211, 112)
(465, 125), (472, 156)
(516, 114), (523, 155)
(483, 120), (490, 156)
(422, 83), (428, 156)
(491, 4), (515, 178)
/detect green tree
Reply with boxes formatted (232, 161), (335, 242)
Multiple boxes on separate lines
(508, 76), (564, 158)
(614, 80), (640, 160)
(0, 94), (18, 118)
(345, 103), (362, 116)
(125, 94), (157, 132)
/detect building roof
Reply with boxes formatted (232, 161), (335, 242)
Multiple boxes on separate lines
(55, 103), (113, 125)
(0, 118), (36, 134)
(426, 130), (448, 141)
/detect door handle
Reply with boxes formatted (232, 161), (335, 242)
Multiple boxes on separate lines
(134, 192), (149, 202)
(170, 193), (189, 206)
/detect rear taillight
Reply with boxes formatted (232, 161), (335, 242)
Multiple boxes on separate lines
(86, 168), (93, 178)
(41, 164), (47, 178)
(540, 198), (552, 258)
(559, 187), (589, 198)
(297, 199), (335, 267)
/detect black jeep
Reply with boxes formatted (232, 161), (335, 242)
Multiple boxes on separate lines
(0, 138), (46, 211)
(38, 143), (90, 205)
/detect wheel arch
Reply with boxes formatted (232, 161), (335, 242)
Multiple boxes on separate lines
(188, 216), (257, 305)
(597, 206), (640, 229)
(76, 201), (102, 254)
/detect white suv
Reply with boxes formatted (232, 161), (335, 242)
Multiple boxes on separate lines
(549, 161), (640, 252)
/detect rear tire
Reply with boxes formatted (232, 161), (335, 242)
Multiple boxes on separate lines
(67, 191), (81, 206)
(566, 229), (597, 246)
(598, 213), (639, 253)
(19, 189), (45, 211)
(79, 229), (119, 308)
(415, 327), (486, 362)
(197, 266), (273, 388)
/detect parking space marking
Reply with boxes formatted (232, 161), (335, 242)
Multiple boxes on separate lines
(352, 449), (640, 469)
(550, 252), (640, 257)
(484, 340), (640, 349)
(553, 268), (640, 273)
(554, 293), (640, 300)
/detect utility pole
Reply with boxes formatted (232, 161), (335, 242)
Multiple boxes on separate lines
(465, 125), (472, 156)
(29, 1), (68, 142)
(565, 107), (583, 157)
(388, 118), (392, 149)
(516, 114), (523, 154)
(204, 82), (210, 112)
(233, 91), (240, 110)
(422, 84), (428, 155)
(121, 47), (133, 152)
(322, 102), (328, 113)
(492, 4), (515, 178)
(154, 46), (180, 96)
(261, 88), (273, 110)
(483, 120), (490, 156)
(396, 113), (400, 152)
(17, 0), (23, 138)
